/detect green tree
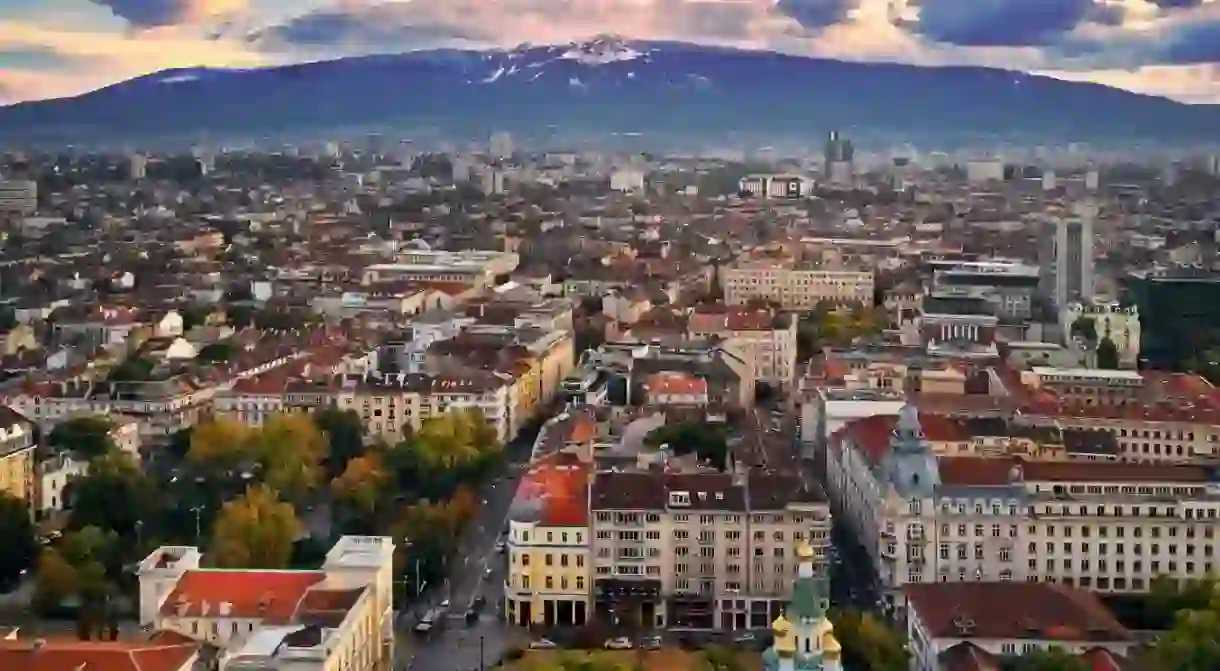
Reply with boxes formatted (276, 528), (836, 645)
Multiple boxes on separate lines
(829, 608), (908, 671)
(106, 356), (155, 383)
(1096, 337), (1119, 369)
(0, 491), (38, 588)
(1071, 317), (1098, 343)
(315, 407), (367, 478)
(1151, 608), (1220, 671)
(251, 413), (327, 499)
(699, 645), (742, 671)
(210, 485), (302, 569)
(67, 451), (159, 542)
(48, 416), (116, 461)
(645, 423), (729, 470)
(1012, 646), (1089, 671)
(196, 341), (235, 363)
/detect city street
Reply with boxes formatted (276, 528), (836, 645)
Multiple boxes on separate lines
(403, 428), (538, 671)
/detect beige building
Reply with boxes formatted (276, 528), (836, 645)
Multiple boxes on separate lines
(505, 454), (593, 627)
(137, 536), (395, 671)
(687, 306), (798, 392)
(827, 404), (1220, 615)
(589, 469), (831, 631)
(721, 259), (873, 309)
(362, 248), (519, 290)
(337, 371), (514, 444)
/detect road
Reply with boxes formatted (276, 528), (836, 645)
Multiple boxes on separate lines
(404, 428), (538, 671)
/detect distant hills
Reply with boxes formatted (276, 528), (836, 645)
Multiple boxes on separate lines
(3, 37), (1220, 147)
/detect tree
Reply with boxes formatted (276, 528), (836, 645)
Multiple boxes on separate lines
(187, 417), (253, 473)
(1151, 608), (1220, 671)
(1071, 317), (1098, 343)
(645, 423), (729, 470)
(210, 485), (302, 569)
(315, 407), (367, 478)
(1096, 337), (1119, 369)
(106, 357), (155, 383)
(251, 413), (328, 499)
(196, 342), (235, 364)
(1012, 646), (1089, 671)
(33, 549), (80, 613)
(0, 492), (38, 588)
(48, 416), (116, 461)
(67, 451), (159, 541)
(331, 453), (389, 524)
(829, 608), (908, 671)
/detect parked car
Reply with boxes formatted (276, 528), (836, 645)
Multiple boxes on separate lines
(604, 637), (633, 650)
(529, 639), (558, 650)
(643, 635), (662, 650)
(733, 631), (756, 644)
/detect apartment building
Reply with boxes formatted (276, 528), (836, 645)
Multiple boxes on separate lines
(589, 470), (831, 631)
(826, 404), (1220, 614)
(721, 259), (874, 309)
(1019, 367), (1144, 406)
(137, 536), (395, 671)
(361, 248), (519, 290)
(686, 305), (798, 392)
(904, 582), (1133, 671)
(337, 371), (514, 444)
(0, 407), (35, 506)
(504, 454), (593, 627)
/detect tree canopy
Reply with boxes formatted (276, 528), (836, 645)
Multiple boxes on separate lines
(0, 491), (38, 588)
(47, 416), (116, 461)
(67, 450), (159, 541)
(209, 485), (302, 569)
(1096, 337), (1119, 369)
(645, 422), (729, 471)
(829, 608), (909, 671)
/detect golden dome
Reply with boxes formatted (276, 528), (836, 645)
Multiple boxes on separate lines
(796, 542), (815, 560)
(823, 634), (842, 654)
(772, 614), (793, 634)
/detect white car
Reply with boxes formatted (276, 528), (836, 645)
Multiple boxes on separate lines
(604, 637), (633, 650)
(529, 639), (558, 650)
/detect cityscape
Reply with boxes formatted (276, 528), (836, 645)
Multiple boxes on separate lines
(0, 130), (1218, 671)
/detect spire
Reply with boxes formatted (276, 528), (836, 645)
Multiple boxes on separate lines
(892, 402), (927, 454)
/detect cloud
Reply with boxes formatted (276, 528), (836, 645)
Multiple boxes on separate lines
(245, 0), (801, 53)
(774, 0), (859, 30)
(903, 0), (1110, 46)
(1149, 0), (1205, 8)
(88, 0), (247, 28)
(0, 46), (80, 71)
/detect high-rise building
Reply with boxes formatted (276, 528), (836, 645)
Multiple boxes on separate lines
(1041, 169), (1056, 191)
(490, 132), (514, 161)
(823, 131), (853, 177)
(128, 153), (147, 180)
(1053, 202), (1096, 309)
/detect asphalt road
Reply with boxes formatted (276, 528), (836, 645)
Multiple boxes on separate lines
(404, 429), (538, 671)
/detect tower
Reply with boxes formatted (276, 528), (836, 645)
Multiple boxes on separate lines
(763, 543), (841, 671)
(1054, 202), (1096, 309)
(879, 403), (941, 499)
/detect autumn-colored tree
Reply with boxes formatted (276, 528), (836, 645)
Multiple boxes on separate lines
(33, 549), (80, 612)
(699, 645), (743, 671)
(1014, 646), (1089, 671)
(210, 485), (302, 569)
(331, 453), (389, 517)
(252, 413), (327, 499)
(829, 608), (908, 671)
(187, 417), (253, 472)
(1151, 605), (1220, 671)
(448, 484), (482, 526)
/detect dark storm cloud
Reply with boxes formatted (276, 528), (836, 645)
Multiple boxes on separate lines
(1149, 0), (1205, 9)
(247, 7), (484, 49)
(87, 0), (240, 28)
(1159, 19), (1220, 64)
(905, 0), (1105, 47)
(774, 0), (858, 30)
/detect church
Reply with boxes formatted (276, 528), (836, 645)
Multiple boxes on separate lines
(761, 541), (844, 671)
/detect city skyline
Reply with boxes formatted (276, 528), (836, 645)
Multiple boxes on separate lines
(2, 0), (1220, 106)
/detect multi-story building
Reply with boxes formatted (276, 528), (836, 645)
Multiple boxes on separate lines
(589, 470), (831, 631)
(827, 404), (1220, 614)
(904, 582), (1133, 671)
(721, 259), (873, 310)
(0, 179), (37, 215)
(932, 260), (1040, 321)
(504, 454), (593, 627)
(1122, 265), (1220, 369)
(336, 371), (514, 444)
(0, 407), (35, 507)
(362, 248), (519, 290)
(1053, 202), (1096, 309)
(137, 536), (395, 671)
(738, 174), (815, 199)
(687, 305), (798, 393)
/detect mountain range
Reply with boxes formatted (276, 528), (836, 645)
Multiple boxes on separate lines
(3, 36), (1220, 148)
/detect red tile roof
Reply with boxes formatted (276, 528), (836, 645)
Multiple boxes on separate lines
(160, 570), (325, 622)
(0, 639), (199, 671)
(517, 458), (591, 527)
(904, 582), (1130, 643)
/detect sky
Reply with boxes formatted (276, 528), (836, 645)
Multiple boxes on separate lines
(2, 0), (1220, 105)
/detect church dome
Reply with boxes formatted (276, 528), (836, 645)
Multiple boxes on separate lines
(772, 614), (793, 635)
(796, 542), (815, 561)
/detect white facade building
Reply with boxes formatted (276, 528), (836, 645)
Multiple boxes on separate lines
(0, 180), (37, 214)
(1060, 300), (1140, 368)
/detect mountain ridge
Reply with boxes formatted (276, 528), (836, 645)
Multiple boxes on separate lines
(3, 39), (1219, 148)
